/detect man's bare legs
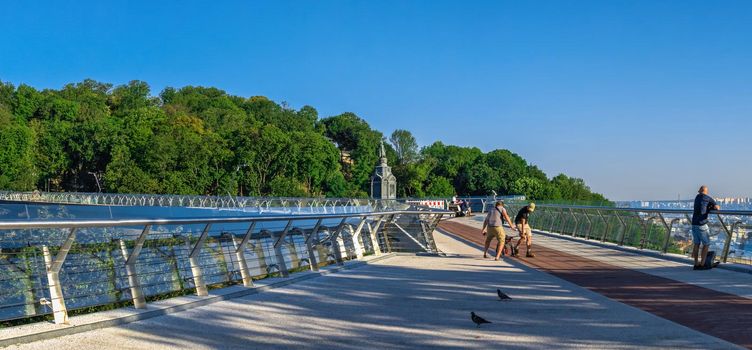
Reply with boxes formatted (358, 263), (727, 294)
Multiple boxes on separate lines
(483, 240), (503, 259)
(692, 243), (709, 267)
(692, 244), (699, 266)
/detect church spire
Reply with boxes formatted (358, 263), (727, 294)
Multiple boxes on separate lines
(371, 140), (396, 199)
(379, 140), (387, 165)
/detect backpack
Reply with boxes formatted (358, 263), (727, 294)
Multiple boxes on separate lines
(704, 251), (716, 269)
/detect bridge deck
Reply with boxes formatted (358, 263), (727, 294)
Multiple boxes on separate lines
(3, 218), (747, 349)
(440, 216), (752, 349)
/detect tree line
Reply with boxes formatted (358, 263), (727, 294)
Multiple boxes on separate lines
(0, 79), (606, 201)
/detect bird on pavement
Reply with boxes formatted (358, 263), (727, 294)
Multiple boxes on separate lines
(471, 312), (492, 327)
(497, 288), (512, 301)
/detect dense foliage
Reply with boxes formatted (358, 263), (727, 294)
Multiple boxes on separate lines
(0, 80), (606, 201)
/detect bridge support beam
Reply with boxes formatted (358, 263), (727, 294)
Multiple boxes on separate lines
(350, 217), (368, 259)
(120, 225), (151, 309)
(188, 224), (212, 296)
(232, 236), (253, 287)
(304, 219), (323, 271)
(234, 222), (257, 287)
(42, 227), (77, 325)
(273, 220), (294, 277)
(330, 218), (348, 265)
(368, 216), (385, 255)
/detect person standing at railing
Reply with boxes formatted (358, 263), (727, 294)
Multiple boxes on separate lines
(481, 200), (517, 261)
(513, 203), (536, 258)
(692, 185), (720, 270)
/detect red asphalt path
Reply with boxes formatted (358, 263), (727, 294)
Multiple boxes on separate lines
(439, 220), (752, 349)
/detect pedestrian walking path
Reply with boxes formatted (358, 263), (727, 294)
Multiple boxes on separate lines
(440, 216), (752, 349)
(2, 221), (742, 349)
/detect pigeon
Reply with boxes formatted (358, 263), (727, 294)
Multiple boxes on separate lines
(471, 312), (491, 327)
(497, 288), (512, 301)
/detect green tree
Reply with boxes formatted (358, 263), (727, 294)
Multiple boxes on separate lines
(319, 112), (383, 193)
(0, 106), (37, 190)
(425, 176), (455, 196)
(0, 79), (607, 202)
(389, 129), (418, 165)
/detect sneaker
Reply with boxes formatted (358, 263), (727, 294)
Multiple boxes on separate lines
(512, 247), (519, 257)
(693, 265), (701, 270)
(526, 251), (536, 258)
(712, 261), (720, 268)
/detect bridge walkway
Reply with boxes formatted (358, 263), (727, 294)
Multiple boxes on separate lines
(2, 219), (743, 349)
(440, 215), (752, 349)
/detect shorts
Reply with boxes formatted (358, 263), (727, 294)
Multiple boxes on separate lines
(485, 226), (506, 245)
(691, 225), (710, 246)
(516, 224), (532, 237)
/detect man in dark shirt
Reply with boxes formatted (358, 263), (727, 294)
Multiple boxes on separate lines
(691, 185), (720, 270)
(513, 203), (536, 257)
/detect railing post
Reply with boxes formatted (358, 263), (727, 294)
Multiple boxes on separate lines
(597, 210), (609, 242)
(550, 209), (559, 233)
(656, 214), (672, 253)
(369, 216), (385, 255)
(42, 227), (77, 325)
(616, 213), (627, 245)
(273, 220), (294, 277)
(234, 222), (257, 287)
(188, 224), (212, 296)
(583, 211), (593, 240)
(638, 217), (649, 249)
(716, 214), (733, 263)
(424, 214), (444, 253)
(351, 217), (368, 259)
(120, 225), (151, 309)
(557, 209), (567, 234)
(305, 219), (323, 271)
(723, 221), (743, 263)
(569, 208), (579, 236)
(330, 218), (348, 265)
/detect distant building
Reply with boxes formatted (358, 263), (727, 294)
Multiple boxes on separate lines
(370, 141), (397, 199)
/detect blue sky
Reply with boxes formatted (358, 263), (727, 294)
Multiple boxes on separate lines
(1, 1), (751, 200)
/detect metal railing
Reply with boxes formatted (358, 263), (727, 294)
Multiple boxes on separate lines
(503, 203), (752, 266)
(401, 195), (524, 213)
(0, 209), (449, 325)
(0, 191), (400, 211)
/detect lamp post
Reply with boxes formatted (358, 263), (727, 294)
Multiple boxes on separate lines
(236, 164), (249, 197)
(87, 172), (102, 192)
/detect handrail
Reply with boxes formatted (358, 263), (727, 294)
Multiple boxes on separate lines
(532, 203), (752, 216)
(503, 202), (752, 267)
(0, 190), (400, 210)
(0, 209), (452, 230)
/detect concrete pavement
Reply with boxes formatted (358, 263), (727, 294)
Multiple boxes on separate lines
(2, 223), (740, 349)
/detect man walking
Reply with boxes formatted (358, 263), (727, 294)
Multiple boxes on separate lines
(513, 203), (536, 258)
(481, 200), (517, 261)
(692, 185), (720, 270)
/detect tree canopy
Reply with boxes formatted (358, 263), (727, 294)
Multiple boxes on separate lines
(0, 79), (606, 202)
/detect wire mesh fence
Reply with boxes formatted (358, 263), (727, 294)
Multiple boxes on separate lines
(502, 203), (752, 265)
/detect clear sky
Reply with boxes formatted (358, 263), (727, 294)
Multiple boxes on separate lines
(1, 1), (750, 200)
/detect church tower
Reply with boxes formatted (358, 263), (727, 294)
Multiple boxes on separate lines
(370, 141), (397, 199)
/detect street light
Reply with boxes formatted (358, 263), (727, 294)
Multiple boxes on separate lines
(88, 172), (102, 193)
(236, 164), (249, 197)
